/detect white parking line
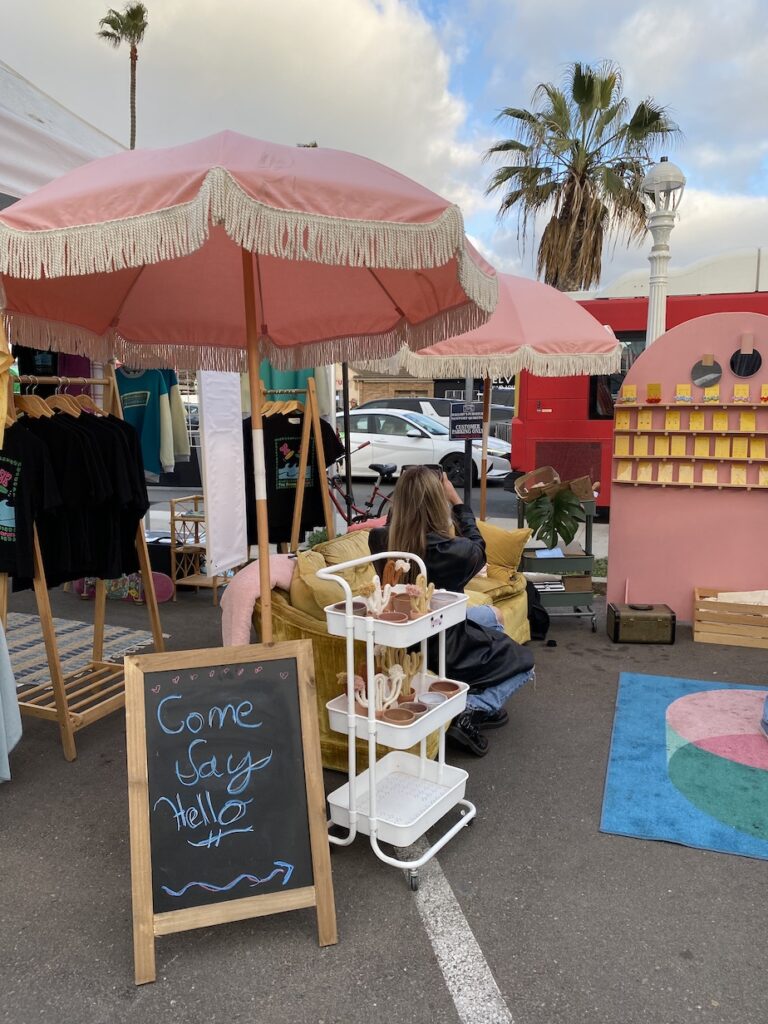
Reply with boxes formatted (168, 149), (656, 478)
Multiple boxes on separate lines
(406, 841), (514, 1024)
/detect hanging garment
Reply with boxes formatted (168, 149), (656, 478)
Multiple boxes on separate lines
(242, 413), (344, 543)
(116, 368), (174, 480)
(0, 423), (61, 579)
(10, 413), (147, 588)
(13, 346), (58, 396)
(159, 369), (191, 463)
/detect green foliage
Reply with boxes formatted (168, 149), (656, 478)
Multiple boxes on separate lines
(304, 527), (328, 549)
(485, 60), (681, 291)
(98, 3), (148, 48)
(524, 489), (586, 550)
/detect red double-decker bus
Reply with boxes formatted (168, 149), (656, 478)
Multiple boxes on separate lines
(510, 289), (768, 509)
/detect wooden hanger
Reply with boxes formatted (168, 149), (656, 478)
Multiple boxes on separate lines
(45, 378), (81, 417)
(15, 377), (54, 418)
(72, 380), (104, 415)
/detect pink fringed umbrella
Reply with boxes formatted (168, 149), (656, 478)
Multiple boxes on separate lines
(0, 131), (497, 639)
(361, 269), (620, 513)
(374, 270), (619, 378)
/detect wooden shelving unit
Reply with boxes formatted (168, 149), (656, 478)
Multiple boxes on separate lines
(612, 402), (768, 491)
(168, 495), (227, 606)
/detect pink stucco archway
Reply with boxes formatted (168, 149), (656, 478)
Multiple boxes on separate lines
(607, 312), (768, 621)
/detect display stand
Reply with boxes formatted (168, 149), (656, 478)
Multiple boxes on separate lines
(168, 494), (228, 605)
(517, 497), (596, 631)
(0, 367), (164, 760)
(317, 551), (476, 891)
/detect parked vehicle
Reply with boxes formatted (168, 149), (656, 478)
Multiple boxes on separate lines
(356, 397), (512, 434)
(336, 408), (511, 485)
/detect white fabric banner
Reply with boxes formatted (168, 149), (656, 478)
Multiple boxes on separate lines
(198, 371), (248, 575)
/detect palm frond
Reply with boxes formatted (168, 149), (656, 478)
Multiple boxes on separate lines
(485, 59), (682, 290)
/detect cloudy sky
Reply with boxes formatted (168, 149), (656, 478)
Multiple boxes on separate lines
(4, 0), (767, 289)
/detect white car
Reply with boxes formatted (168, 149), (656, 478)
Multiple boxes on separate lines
(336, 409), (512, 485)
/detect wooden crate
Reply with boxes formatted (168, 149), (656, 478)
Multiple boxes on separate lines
(693, 587), (768, 649)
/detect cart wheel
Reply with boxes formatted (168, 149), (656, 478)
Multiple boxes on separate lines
(460, 810), (475, 827)
(591, 615), (597, 633)
(408, 871), (420, 892)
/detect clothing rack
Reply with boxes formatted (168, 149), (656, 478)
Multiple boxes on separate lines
(261, 376), (335, 552)
(1, 365), (164, 761)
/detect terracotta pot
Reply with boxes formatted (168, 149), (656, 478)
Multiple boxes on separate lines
(429, 679), (461, 696)
(331, 599), (367, 615)
(377, 610), (408, 623)
(399, 701), (428, 717)
(381, 707), (416, 725)
(429, 592), (455, 610)
(390, 593), (413, 617)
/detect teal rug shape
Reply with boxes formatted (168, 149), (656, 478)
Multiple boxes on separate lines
(7, 612), (156, 690)
(601, 673), (768, 860)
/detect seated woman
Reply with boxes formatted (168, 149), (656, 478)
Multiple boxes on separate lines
(368, 465), (534, 756)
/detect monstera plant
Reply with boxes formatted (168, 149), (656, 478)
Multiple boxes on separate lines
(524, 488), (586, 550)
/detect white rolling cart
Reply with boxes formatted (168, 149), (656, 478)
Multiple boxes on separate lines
(317, 551), (477, 891)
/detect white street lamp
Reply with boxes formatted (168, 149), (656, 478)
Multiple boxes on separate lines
(642, 156), (686, 346)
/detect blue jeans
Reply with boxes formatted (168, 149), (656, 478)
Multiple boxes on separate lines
(463, 605), (535, 714)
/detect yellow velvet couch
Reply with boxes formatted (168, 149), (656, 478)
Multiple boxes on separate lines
(254, 522), (531, 771)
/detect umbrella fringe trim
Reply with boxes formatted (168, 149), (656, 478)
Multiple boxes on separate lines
(0, 168), (497, 313)
(2, 298), (491, 373)
(358, 346), (622, 378)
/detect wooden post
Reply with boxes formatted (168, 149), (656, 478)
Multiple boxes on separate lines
(307, 377), (335, 542)
(242, 248), (273, 643)
(31, 527), (76, 761)
(480, 376), (491, 521)
(289, 389), (314, 552)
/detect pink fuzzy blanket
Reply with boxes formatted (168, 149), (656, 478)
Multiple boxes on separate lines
(220, 555), (296, 646)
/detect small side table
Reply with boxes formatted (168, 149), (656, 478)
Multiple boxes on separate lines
(169, 495), (227, 606)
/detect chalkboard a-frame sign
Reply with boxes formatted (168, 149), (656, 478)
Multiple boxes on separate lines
(126, 640), (337, 985)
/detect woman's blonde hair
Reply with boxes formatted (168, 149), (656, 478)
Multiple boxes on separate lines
(387, 466), (454, 564)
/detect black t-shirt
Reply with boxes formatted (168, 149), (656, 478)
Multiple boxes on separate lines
(0, 423), (61, 578)
(243, 414), (344, 543)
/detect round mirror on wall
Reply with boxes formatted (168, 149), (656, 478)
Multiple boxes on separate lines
(729, 349), (762, 378)
(691, 358), (723, 388)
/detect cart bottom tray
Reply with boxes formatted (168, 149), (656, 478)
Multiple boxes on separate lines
(327, 751), (468, 847)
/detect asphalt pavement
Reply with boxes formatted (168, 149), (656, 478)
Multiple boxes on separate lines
(1, 580), (765, 1024)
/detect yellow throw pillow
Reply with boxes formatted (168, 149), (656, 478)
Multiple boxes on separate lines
(476, 520), (532, 571)
(289, 531), (376, 619)
(314, 530), (373, 566)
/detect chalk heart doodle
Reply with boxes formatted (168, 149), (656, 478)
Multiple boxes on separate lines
(280, 672), (289, 679)
(254, 666), (262, 674)
(237, 668), (244, 677)
(190, 674), (198, 681)
(171, 676), (180, 686)
(151, 685), (161, 694)
(209, 670), (215, 678)
(152, 693), (272, 851)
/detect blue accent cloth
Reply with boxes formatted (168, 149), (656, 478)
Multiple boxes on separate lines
(259, 360), (313, 402)
(116, 369), (169, 478)
(463, 605), (535, 712)
(0, 624), (21, 782)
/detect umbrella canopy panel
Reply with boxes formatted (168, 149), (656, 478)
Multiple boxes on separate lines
(362, 271), (621, 378)
(0, 131), (497, 371)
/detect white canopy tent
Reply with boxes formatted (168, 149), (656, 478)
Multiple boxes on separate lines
(0, 59), (122, 202)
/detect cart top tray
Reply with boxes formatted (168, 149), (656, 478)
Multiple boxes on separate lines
(324, 591), (467, 644)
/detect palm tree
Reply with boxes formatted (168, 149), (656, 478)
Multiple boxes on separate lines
(98, 3), (149, 150)
(485, 61), (681, 291)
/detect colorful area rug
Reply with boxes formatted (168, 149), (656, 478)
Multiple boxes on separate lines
(6, 612), (157, 690)
(601, 673), (768, 860)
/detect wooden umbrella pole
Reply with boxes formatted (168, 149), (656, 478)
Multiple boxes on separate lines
(480, 376), (491, 521)
(242, 249), (273, 644)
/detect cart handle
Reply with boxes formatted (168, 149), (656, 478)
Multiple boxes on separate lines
(316, 550), (428, 610)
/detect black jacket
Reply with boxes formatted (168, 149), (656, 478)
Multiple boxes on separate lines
(369, 504), (534, 691)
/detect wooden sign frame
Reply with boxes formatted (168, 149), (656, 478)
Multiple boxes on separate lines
(126, 640), (337, 985)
